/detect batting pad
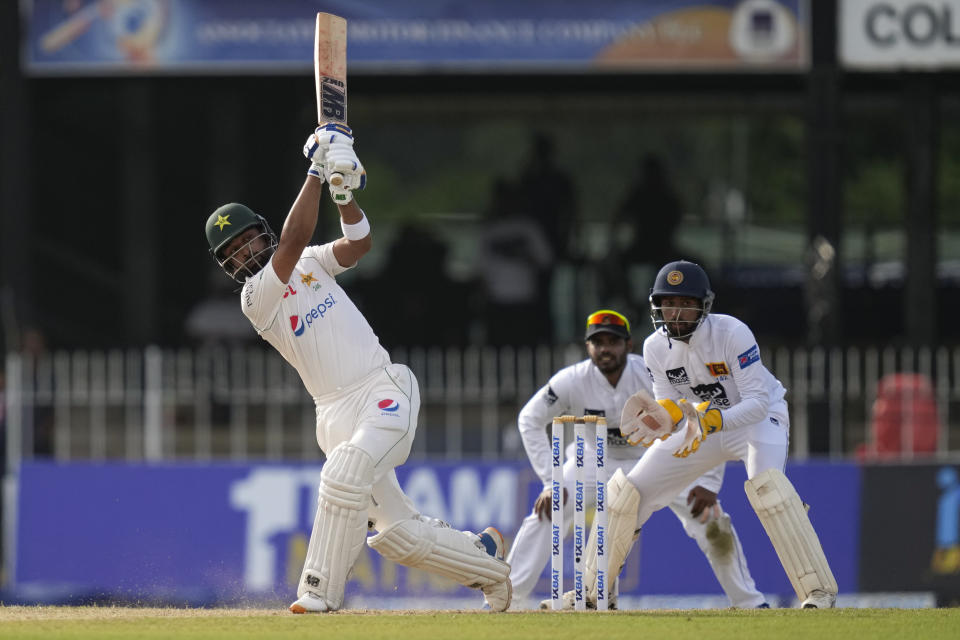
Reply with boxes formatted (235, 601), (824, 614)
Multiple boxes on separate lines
(299, 443), (374, 608)
(744, 468), (837, 601)
(585, 469), (640, 602)
(367, 517), (510, 588)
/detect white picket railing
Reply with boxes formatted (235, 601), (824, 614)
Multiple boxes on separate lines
(4, 344), (959, 470)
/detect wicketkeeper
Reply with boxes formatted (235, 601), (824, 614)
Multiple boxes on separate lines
(577, 260), (838, 609)
(510, 309), (768, 609)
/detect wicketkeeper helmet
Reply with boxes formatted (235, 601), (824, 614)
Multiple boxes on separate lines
(648, 260), (715, 338)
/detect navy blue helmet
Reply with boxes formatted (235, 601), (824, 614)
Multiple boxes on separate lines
(649, 260), (715, 338)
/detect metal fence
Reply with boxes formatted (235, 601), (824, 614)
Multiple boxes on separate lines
(4, 344), (960, 471)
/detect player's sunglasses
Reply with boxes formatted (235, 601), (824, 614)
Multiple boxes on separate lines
(586, 310), (630, 333)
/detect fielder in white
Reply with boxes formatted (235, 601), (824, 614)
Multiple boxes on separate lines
(585, 260), (838, 609)
(203, 124), (511, 613)
(510, 309), (767, 609)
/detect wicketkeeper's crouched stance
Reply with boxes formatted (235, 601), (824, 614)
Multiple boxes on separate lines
(204, 124), (511, 613)
(510, 310), (766, 610)
(569, 260), (837, 609)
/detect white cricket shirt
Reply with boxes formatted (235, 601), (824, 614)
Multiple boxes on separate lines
(642, 313), (788, 430)
(240, 243), (390, 398)
(517, 354), (652, 485)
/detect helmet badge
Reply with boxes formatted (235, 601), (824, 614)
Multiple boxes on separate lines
(215, 215), (231, 231)
(666, 270), (684, 285)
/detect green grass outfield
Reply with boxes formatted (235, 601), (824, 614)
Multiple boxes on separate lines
(0, 607), (958, 640)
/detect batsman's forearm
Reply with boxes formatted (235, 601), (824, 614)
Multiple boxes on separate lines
(337, 198), (364, 224)
(280, 176), (324, 247)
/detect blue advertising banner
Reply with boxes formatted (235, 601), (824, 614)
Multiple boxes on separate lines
(13, 458), (855, 607)
(22, 0), (808, 75)
(859, 464), (960, 605)
(631, 462), (860, 601)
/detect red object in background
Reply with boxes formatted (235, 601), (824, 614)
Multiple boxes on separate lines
(857, 373), (941, 460)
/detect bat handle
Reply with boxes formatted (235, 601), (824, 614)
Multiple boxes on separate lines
(329, 172), (344, 187)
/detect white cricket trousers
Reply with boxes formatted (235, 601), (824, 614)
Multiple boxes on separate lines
(313, 363), (425, 531)
(626, 414), (790, 533)
(507, 449), (766, 608)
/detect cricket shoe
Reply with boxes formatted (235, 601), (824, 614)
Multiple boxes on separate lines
(801, 589), (836, 609)
(478, 526), (513, 612)
(289, 592), (332, 614)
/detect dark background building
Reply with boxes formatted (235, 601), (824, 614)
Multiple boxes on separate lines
(2, 0), (960, 353)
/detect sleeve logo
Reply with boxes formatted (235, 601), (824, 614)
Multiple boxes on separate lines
(545, 386), (559, 406)
(738, 345), (760, 369)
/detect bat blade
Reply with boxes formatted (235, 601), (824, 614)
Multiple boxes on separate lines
(314, 12), (348, 186)
(315, 12), (347, 122)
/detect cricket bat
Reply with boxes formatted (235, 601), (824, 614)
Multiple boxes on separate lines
(314, 12), (348, 187)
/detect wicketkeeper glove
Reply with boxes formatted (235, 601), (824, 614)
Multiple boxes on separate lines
(673, 400), (723, 458)
(627, 398), (685, 448)
(657, 399), (684, 427)
(619, 390), (682, 446)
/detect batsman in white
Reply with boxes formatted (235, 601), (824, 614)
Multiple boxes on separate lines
(581, 260), (838, 609)
(203, 124), (512, 613)
(510, 309), (768, 610)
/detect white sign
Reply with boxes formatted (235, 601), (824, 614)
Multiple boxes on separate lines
(841, 0), (960, 68)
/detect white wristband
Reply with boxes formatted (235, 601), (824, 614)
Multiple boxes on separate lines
(340, 212), (370, 240)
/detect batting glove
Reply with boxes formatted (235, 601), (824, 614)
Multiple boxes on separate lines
(325, 141), (366, 204)
(303, 123), (354, 180)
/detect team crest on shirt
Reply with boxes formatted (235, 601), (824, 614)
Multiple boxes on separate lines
(378, 398), (400, 415)
(665, 367), (690, 385)
(705, 362), (730, 377)
(300, 272), (322, 291)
